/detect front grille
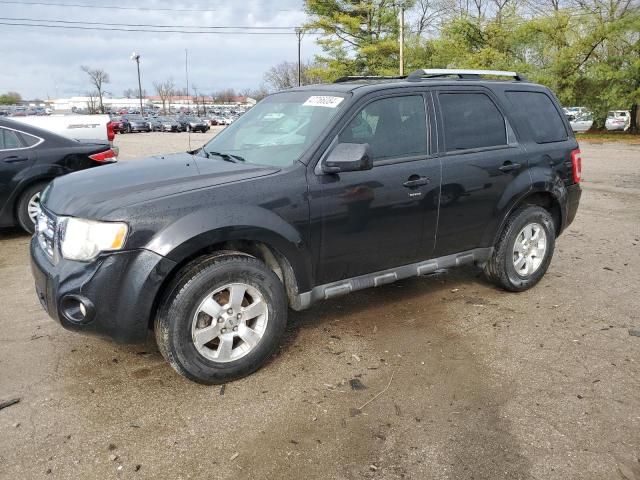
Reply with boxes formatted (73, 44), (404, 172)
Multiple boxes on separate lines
(36, 208), (58, 263)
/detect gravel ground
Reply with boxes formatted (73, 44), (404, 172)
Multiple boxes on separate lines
(0, 134), (639, 480)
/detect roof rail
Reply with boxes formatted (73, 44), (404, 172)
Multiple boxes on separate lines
(334, 75), (406, 83)
(407, 69), (527, 81)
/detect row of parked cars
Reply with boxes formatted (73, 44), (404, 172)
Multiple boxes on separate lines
(564, 107), (633, 133)
(110, 114), (213, 134)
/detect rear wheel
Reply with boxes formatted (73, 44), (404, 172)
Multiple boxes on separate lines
(155, 254), (287, 384)
(16, 182), (48, 234)
(484, 206), (556, 292)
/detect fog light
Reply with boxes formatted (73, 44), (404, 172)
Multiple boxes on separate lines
(60, 295), (94, 324)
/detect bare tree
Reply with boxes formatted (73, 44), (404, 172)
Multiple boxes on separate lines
(81, 66), (109, 114)
(153, 78), (174, 114)
(123, 87), (146, 98)
(414, 0), (450, 35)
(212, 88), (237, 104)
(263, 61), (322, 92)
(86, 91), (98, 114)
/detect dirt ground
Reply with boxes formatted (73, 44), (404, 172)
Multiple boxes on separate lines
(0, 132), (639, 480)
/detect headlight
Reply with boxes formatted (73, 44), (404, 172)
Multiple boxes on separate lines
(60, 217), (128, 261)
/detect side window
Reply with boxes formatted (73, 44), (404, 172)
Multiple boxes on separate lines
(19, 132), (41, 147)
(0, 128), (24, 150)
(439, 92), (508, 152)
(339, 95), (427, 162)
(505, 91), (567, 143)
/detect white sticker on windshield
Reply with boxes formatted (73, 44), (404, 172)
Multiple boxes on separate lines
(303, 96), (344, 108)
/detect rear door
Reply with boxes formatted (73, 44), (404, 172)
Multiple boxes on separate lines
(308, 91), (441, 284)
(0, 126), (38, 219)
(433, 87), (528, 256)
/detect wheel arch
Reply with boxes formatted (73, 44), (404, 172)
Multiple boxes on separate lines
(490, 188), (564, 248)
(147, 237), (308, 330)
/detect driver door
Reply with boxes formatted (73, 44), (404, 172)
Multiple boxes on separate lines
(307, 92), (441, 285)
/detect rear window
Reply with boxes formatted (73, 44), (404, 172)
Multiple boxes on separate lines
(506, 91), (567, 143)
(439, 92), (507, 151)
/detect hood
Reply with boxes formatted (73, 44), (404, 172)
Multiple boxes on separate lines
(44, 152), (278, 219)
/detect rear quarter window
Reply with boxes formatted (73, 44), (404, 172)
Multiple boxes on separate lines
(505, 91), (568, 143)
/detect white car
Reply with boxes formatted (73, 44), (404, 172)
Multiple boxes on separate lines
(567, 113), (594, 133)
(11, 114), (115, 144)
(605, 110), (631, 131)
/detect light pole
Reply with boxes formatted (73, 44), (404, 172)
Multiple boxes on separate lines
(295, 27), (304, 86)
(130, 52), (143, 114)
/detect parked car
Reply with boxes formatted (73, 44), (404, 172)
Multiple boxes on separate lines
(567, 113), (594, 133)
(0, 118), (117, 233)
(30, 69), (581, 384)
(157, 116), (181, 132)
(177, 116), (210, 132)
(147, 117), (163, 132)
(109, 115), (126, 134)
(605, 110), (631, 131)
(121, 115), (150, 133)
(11, 114), (115, 144)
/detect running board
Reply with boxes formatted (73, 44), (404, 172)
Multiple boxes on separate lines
(293, 247), (492, 310)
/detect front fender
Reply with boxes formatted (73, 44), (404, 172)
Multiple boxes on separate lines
(145, 205), (313, 292)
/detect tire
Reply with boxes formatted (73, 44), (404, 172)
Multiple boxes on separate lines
(155, 254), (288, 384)
(16, 182), (48, 234)
(483, 206), (556, 292)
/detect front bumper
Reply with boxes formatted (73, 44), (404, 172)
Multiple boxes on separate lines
(30, 238), (176, 343)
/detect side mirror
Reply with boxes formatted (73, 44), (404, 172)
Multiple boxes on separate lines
(322, 143), (373, 174)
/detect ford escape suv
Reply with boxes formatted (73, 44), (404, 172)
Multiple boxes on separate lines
(30, 69), (582, 384)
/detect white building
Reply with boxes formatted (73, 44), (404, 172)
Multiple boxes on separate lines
(50, 96), (153, 112)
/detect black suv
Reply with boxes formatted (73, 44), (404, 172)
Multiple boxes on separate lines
(30, 69), (582, 384)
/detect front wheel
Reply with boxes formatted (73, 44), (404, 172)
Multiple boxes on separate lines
(483, 206), (556, 292)
(155, 254), (288, 384)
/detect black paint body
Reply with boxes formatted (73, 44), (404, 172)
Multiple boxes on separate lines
(30, 79), (582, 343)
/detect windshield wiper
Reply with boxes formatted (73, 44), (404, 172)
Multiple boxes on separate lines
(202, 150), (245, 163)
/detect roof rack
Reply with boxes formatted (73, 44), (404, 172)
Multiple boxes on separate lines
(334, 75), (406, 83)
(407, 69), (527, 81)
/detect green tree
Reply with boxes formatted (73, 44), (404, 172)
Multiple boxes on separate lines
(304, 0), (412, 81)
(0, 91), (22, 105)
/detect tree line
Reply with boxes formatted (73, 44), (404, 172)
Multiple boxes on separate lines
(303, 0), (640, 129)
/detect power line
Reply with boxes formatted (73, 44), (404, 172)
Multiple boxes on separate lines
(0, 0), (221, 12)
(0, 17), (298, 30)
(0, 0), (306, 12)
(0, 21), (323, 35)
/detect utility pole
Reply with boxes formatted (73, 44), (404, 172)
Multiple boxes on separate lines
(185, 49), (190, 113)
(295, 27), (304, 86)
(399, 7), (405, 76)
(130, 52), (143, 114)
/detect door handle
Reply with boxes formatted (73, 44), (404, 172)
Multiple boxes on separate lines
(499, 162), (522, 173)
(403, 176), (431, 188)
(3, 156), (28, 163)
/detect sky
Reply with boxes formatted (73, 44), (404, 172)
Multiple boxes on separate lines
(0, 0), (321, 100)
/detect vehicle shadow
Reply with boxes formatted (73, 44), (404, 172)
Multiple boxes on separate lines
(0, 226), (29, 240)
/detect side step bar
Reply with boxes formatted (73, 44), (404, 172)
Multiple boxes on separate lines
(293, 247), (492, 310)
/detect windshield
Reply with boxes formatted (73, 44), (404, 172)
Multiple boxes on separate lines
(200, 91), (347, 167)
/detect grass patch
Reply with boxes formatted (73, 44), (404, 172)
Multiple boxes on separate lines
(576, 131), (640, 144)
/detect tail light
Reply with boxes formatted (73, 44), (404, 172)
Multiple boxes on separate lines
(570, 148), (581, 183)
(89, 148), (118, 163)
(106, 121), (115, 142)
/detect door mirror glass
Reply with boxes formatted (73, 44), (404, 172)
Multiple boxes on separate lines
(322, 142), (372, 174)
